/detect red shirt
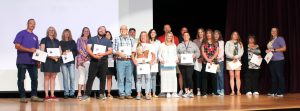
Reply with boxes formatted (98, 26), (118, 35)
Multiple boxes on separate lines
(158, 34), (180, 46)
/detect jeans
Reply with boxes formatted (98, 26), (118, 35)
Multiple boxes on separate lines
(179, 65), (194, 89)
(245, 69), (260, 92)
(269, 60), (285, 95)
(116, 60), (133, 96)
(61, 63), (75, 96)
(216, 61), (224, 94)
(150, 72), (157, 94)
(201, 63), (218, 94)
(85, 61), (108, 95)
(136, 74), (151, 93)
(17, 64), (38, 98)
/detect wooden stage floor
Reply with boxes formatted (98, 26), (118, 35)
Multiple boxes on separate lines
(1, 93), (300, 111)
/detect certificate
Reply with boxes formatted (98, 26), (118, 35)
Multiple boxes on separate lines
(119, 46), (132, 56)
(228, 60), (242, 70)
(137, 64), (151, 75)
(47, 48), (60, 56)
(150, 63), (159, 72)
(108, 58), (114, 67)
(205, 63), (218, 73)
(264, 52), (273, 64)
(194, 61), (202, 72)
(163, 57), (177, 67)
(250, 54), (263, 66)
(180, 54), (193, 64)
(93, 44), (106, 54)
(32, 50), (47, 63)
(62, 52), (74, 64)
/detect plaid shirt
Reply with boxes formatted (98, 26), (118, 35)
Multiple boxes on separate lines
(113, 36), (135, 54)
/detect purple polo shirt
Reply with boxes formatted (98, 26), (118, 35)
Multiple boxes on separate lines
(13, 30), (39, 64)
(271, 36), (286, 61)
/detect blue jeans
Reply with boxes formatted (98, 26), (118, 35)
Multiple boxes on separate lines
(116, 60), (133, 96)
(17, 64), (38, 98)
(61, 63), (75, 96)
(217, 61), (224, 94)
(150, 72), (157, 94)
(136, 74), (151, 93)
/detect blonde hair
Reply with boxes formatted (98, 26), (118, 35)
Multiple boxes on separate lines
(164, 32), (175, 45)
(230, 31), (243, 48)
(62, 29), (73, 41)
(136, 31), (149, 48)
(46, 26), (57, 38)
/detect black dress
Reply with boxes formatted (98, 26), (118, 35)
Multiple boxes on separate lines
(41, 37), (61, 72)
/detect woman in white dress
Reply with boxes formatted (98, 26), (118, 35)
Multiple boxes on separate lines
(158, 32), (179, 98)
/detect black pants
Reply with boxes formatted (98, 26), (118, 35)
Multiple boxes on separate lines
(179, 65), (194, 89)
(245, 69), (260, 92)
(195, 70), (202, 90)
(17, 64), (38, 98)
(85, 61), (108, 95)
(269, 60), (285, 95)
(201, 63), (218, 94)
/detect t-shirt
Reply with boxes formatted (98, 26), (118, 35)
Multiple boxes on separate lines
(132, 43), (154, 63)
(87, 36), (112, 61)
(271, 37), (286, 61)
(13, 30), (39, 64)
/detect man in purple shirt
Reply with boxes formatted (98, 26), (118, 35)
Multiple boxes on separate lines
(13, 19), (44, 103)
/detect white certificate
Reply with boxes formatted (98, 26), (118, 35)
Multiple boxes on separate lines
(250, 54), (263, 66)
(119, 46), (132, 56)
(93, 44), (106, 54)
(32, 50), (47, 63)
(150, 63), (159, 72)
(108, 58), (114, 67)
(163, 57), (177, 67)
(137, 64), (151, 75)
(47, 48), (60, 56)
(194, 61), (202, 72)
(180, 54), (193, 64)
(228, 60), (242, 70)
(205, 63), (218, 73)
(62, 52), (74, 64)
(264, 52), (273, 64)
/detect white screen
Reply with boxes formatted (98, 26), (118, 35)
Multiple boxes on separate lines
(0, 0), (153, 91)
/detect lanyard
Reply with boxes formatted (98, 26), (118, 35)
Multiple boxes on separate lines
(184, 42), (189, 53)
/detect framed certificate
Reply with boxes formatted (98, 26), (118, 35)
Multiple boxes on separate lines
(250, 54), (263, 66)
(205, 63), (218, 73)
(119, 46), (132, 56)
(180, 54), (193, 64)
(62, 52), (74, 64)
(137, 64), (151, 75)
(93, 44), (106, 54)
(264, 52), (273, 64)
(47, 48), (60, 56)
(32, 50), (47, 63)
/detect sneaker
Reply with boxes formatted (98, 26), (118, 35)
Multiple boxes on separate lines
(212, 93), (220, 96)
(178, 90), (183, 96)
(246, 92), (252, 95)
(119, 96), (125, 100)
(125, 96), (133, 99)
(20, 97), (28, 103)
(145, 95), (151, 100)
(182, 93), (189, 98)
(64, 95), (69, 99)
(80, 95), (90, 101)
(201, 93), (207, 97)
(172, 93), (180, 98)
(31, 96), (44, 102)
(107, 94), (113, 99)
(152, 94), (158, 98)
(197, 91), (201, 96)
(135, 96), (141, 100)
(188, 93), (194, 98)
(276, 94), (284, 97)
(99, 94), (107, 100)
(166, 93), (171, 98)
(267, 93), (275, 96)
(253, 92), (259, 95)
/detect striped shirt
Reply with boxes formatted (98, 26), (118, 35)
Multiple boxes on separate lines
(112, 36), (135, 54)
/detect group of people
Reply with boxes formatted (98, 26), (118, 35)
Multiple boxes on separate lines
(14, 19), (286, 103)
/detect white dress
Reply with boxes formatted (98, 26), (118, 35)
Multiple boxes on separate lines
(158, 43), (178, 93)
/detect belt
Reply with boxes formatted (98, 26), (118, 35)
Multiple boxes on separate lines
(117, 58), (131, 61)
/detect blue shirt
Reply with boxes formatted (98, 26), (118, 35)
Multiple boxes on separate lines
(87, 36), (112, 61)
(13, 30), (39, 64)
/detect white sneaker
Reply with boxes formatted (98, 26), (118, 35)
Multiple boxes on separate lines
(267, 93), (275, 96)
(276, 94), (284, 97)
(172, 93), (180, 98)
(246, 92), (252, 95)
(182, 93), (189, 98)
(253, 92), (259, 95)
(188, 93), (194, 98)
(166, 93), (171, 98)
(178, 90), (183, 96)
(197, 91), (201, 96)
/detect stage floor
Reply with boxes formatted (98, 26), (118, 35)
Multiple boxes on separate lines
(1, 93), (300, 111)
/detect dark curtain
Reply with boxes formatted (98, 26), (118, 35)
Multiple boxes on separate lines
(225, 0), (300, 94)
